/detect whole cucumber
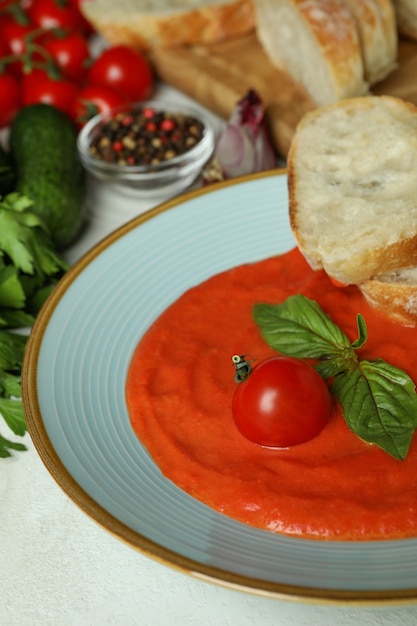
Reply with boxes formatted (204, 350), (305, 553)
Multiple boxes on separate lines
(0, 144), (16, 196)
(9, 104), (86, 250)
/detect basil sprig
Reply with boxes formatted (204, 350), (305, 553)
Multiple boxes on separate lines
(253, 295), (417, 461)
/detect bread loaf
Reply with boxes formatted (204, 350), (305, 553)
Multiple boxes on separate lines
(80, 0), (255, 50)
(342, 0), (397, 84)
(254, 0), (369, 106)
(360, 268), (417, 325)
(392, 0), (417, 41)
(287, 95), (417, 286)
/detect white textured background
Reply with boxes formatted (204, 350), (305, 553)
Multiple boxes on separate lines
(3, 435), (417, 626)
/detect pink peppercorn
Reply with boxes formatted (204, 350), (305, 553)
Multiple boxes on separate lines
(160, 118), (175, 131)
(143, 108), (155, 119)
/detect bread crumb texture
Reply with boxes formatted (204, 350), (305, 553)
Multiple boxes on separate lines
(288, 96), (417, 286)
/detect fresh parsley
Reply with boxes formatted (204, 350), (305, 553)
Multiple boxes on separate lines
(0, 193), (68, 457)
(253, 294), (417, 461)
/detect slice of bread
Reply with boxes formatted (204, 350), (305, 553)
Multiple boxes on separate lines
(393, 0), (417, 41)
(287, 95), (417, 286)
(342, 0), (397, 85)
(360, 267), (417, 325)
(254, 0), (369, 106)
(80, 0), (255, 50)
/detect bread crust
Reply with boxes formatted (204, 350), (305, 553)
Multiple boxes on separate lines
(255, 0), (368, 106)
(393, 0), (417, 42)
(81, 0), (255, 50)
(288, 95), (417, 286)
(360, 269), (417, 326)
(342, 0), (397, 84)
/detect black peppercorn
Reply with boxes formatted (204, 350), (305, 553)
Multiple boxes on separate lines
(89, 106), (205, 167)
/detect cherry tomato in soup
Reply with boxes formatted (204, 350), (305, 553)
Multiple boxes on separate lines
(43, 31), (90, 81)
(69, 84), (127, 128)
(27, 0), (85, 31)
(87, 45), (154, 102)
(231, 356), (332, 448)
(0, 73), (21, 126)
(22, 70), (78, 115)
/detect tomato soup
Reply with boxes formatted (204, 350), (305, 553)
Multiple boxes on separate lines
(126, 248), (417, 540)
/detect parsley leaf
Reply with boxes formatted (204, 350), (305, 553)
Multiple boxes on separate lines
(0, 434), (26, 459)
(0, 193), (69, 458)
(254, 294), (417, 460)
(0, 193), (68, 277)
(0, 331), (28, 456)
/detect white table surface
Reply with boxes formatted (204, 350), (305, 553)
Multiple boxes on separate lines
(3, 85), (417, 626)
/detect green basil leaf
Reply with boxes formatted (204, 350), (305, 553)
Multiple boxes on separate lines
(351, 314), (367, 350)
(253, 294), (351, 359)
(315, 353), (358, 379)
(253, 294), (417, 460)
(332, 360), (417, 460)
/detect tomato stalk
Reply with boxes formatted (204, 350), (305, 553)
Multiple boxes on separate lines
(53, 0), (72, 8)
(0, 26), (64, 78)
(0, 1), (30, 25)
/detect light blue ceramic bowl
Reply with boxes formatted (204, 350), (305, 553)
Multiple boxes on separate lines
(22, 171), (417, 604)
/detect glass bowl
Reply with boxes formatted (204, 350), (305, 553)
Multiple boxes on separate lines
(77, 101), (216, 200)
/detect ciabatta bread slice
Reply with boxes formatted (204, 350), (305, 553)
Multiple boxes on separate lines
(254, 0), (369, 106)
(392, 0), (417, 41)
(360, 267), (417, 326)
(287, 95), (417, 286)
(342, 0), (397, 84)
(80, 0), (255, 50)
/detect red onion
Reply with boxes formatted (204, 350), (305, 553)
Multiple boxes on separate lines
(204, 90), (276, 182)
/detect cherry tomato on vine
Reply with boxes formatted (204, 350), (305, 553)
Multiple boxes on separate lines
(0, 0), (22, 18)
(231, 356), (332, 448)
(22, 69), (78, 115)
(1, 19), (34, 75)
(69, 84), (127, 128)
(0, 36), (9, 60)
(87, 45), (154, 102)
(0, 73), (21, 126)
(43, 31), (90, 81)
(27, 0), (85, 31)
(67, 0), (94, 34)
(0, 0), (19, 7)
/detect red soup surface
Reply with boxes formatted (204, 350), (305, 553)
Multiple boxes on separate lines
(126, 248), (417, 540)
